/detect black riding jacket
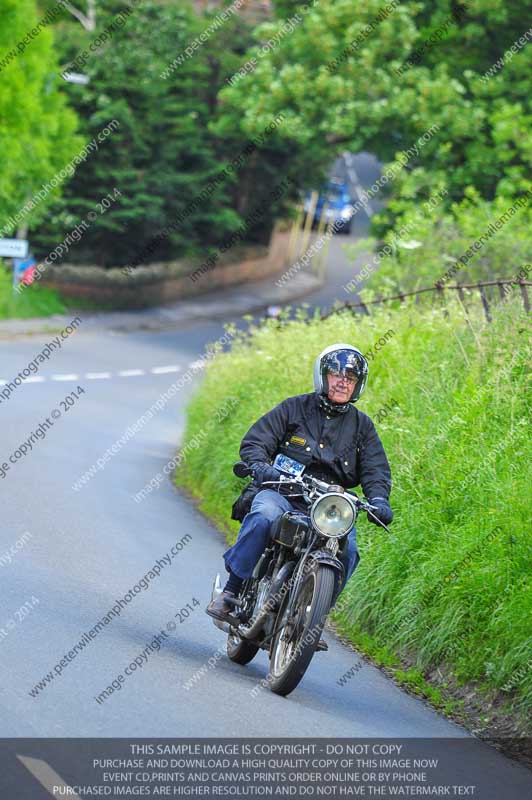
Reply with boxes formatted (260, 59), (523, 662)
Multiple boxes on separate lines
(239, 392), (392, 500)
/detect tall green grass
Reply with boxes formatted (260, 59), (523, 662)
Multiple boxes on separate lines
(176, 296), (531, 718)
(0, 265), (67, 318)
(349, 192), (532, 294)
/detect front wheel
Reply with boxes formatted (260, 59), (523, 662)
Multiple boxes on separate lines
(268, 564), (335, 696)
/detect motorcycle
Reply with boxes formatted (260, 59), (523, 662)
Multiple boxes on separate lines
(209, 453), (388, 696)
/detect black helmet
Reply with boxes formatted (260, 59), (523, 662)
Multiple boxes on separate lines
(314, 343), (368, 412)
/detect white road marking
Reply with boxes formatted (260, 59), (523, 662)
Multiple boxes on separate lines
(343, 152), (376, 218)
(151, 365), (181, 374)
(1, 365), (187, 385)
(17, 755), (81, 799)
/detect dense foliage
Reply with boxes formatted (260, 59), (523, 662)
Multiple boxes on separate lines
(222, 0), (532, 274)
(29, 0), (308, 267)
(8, 0), (530, 278)
(0, 0), (80, 235)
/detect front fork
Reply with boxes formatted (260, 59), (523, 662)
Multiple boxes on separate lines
(282, 547), (345, 630)
(313, 550), (345, 608)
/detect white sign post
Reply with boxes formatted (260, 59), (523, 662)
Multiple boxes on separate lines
(0, 239), (29, 258)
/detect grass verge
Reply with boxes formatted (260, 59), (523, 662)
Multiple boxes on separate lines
(0, 265), (67, 319)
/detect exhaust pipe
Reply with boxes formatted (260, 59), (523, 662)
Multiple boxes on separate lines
(210, 573), (231, 633)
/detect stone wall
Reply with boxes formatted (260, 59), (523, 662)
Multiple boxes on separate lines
(42, 222), (291, 310)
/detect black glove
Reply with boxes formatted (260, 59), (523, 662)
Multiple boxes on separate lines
(252, 462), (282, 487)
(368, 497), (393, 526)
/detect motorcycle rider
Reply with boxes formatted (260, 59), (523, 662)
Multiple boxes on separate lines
(206, 343), (393, 624)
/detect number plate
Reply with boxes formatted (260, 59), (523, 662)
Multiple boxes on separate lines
(273, 453), (306, 477)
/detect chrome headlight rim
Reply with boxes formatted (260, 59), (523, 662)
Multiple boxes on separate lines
(310, 492), (355, 538)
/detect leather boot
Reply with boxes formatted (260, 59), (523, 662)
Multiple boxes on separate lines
(205, 591), (240, 625)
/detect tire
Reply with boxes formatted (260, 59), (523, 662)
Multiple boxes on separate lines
(267, 564), (335, 696)
(226, 630), (259, 665)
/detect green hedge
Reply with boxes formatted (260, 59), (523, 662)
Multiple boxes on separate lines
(176, 297), (531, 720)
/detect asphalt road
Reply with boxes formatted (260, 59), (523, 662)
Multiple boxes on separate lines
(304, 151), (383, 312)
(1, 154), (531, 795)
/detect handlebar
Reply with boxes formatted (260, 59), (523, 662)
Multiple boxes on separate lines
(233, 461), (253, 479)
(233, 461), (390, 531)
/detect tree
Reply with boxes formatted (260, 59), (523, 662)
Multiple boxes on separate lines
(0, 0), (80, 237)
(32, 0), (307, 266)
(270, 0), (309, 18)
(31, 1), (245, 266)
(216, 0), (532, 230)
(62, 0), (97, 31)
(204, 1), (323, 243)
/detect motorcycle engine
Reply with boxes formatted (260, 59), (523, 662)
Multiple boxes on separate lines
(253, 576), (272, 616)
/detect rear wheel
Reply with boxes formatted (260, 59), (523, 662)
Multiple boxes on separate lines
(268, 564), (335, 696)
(226, 630), (259, 664)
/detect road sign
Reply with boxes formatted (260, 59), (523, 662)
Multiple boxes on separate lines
(13, 255), (36, 288)
(0, 238), (28, 258)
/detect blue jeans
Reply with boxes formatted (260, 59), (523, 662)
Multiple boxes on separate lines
(223, 489), (360, 598)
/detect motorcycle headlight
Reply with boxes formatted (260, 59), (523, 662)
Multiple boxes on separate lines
(310, 493), (355, 538)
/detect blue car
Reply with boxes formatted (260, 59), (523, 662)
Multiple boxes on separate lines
(304, 179), (354, 234)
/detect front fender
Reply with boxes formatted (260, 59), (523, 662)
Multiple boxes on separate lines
(308, 549), (343, 571)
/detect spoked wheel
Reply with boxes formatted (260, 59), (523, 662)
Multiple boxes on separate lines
(227, 629), (259, 665)
(268, 565), (335, 696)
